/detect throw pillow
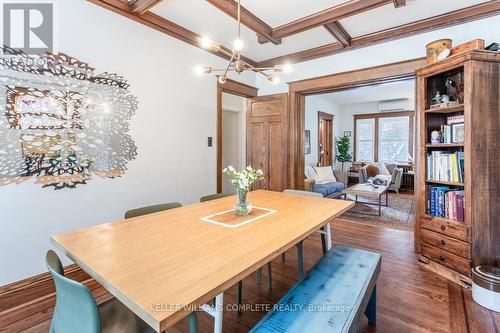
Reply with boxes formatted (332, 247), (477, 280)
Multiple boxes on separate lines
(313, 166), (337, 184)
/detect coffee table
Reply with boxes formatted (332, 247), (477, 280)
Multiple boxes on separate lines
(342, 183), (389, 216)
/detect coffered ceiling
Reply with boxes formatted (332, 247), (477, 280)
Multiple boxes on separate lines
(90, 0), (500, 66)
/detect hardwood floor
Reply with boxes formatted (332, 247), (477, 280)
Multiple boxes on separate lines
(1, 219), (498, 333)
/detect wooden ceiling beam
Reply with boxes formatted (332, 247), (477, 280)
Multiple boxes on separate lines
(393, 0), (406, 8)
(206, 0), (281, 45)
(257, 1), (500, 67)
(87, 0), (258, 67)
(324, 21), (351, 46)
(130, 0), (163, 14)
(267, 0), (393, 42)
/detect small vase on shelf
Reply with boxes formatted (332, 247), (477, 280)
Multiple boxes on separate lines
(223, 166), (264, 217)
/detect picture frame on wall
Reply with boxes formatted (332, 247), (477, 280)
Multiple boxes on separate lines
(451, 122), (464, 143)
(305, 130), (311, 154)
(344, 131), (351, 137)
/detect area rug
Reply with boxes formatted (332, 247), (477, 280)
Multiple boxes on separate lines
(338, 192), (415, 230)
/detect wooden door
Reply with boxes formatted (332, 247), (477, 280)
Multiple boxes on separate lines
(318, 112), (333, 167)
(247, 94), (288, 191)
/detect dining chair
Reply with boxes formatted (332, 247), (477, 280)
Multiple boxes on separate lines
(124, 202), (182, 219)
(200, 193), (272, 308)
(200, 193), (231, 202)
(124, 203), (199, 333)
(46, 250), (159, 333)
(281, 189), (328, 279)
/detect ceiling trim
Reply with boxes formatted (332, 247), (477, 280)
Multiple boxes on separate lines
(87, 0), (258, 67)
(267, 0), (393, 42)
(130, 0), (163, 14)
(324, 21), (351, 46)
(258, 1), (500, 67)
(206, 0), (281, 45)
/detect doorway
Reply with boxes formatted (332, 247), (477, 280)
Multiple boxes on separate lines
(221, 93), (246, 194)
(318, 112), (333, 167)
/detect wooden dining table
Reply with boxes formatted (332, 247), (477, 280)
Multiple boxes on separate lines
(51, 190), (354, 333)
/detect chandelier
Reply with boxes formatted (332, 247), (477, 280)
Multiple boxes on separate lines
(194, 0), (291, 84)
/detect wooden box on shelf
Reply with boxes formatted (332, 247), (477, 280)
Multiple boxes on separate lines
(416, 50), (500, 288)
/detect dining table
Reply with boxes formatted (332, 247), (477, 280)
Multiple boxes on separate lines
(51, 190), (354, 333)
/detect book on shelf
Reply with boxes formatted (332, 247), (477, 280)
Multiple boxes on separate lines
(432, 115), (465, 144)
(427, 186), (465, 222)
(426, 151), (464, 183)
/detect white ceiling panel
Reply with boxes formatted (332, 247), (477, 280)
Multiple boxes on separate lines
(151, 0), (336, 62)
(242, 0), (348, 27)
(340, 0), (491, 37)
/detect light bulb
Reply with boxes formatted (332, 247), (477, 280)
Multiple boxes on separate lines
(268, 75), (280, 84)
(200, 36), (213, 49)
(233, 38), (244, 52)
(274, 64), (292, 73)
(282, 64), (292, 73)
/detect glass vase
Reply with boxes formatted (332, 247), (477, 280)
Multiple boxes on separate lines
(235, 189), (252, 216)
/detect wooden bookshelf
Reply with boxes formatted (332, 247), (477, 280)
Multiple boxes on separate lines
(416, 50), (500, 287)
(425, 180), (464, 187)
(424, 104), (464, 113)
(425, 143), (464, 148)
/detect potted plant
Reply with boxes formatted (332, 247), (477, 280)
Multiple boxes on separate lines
(336, 135), (352, 171)
(223, 166), (264, 216)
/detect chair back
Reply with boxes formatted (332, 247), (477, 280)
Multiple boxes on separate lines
(46, 250), (101, 333)
(304, 165), (317, 180)
(283, 189), (323, 198)
(200, 193), (231, 202)
(124, 202), (182, 219)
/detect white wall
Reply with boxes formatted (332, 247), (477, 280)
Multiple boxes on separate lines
(257, 15), (500, 95)
(304, 96), (340, 167)
(0, 0), (255, 286)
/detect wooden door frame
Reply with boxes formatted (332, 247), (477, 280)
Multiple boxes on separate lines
(217, 79), (258, 193)
(317, 111), (334, 166)
(287, 57), (426, 190)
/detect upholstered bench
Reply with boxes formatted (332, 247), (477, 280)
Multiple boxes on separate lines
(250, 245), (381, 333)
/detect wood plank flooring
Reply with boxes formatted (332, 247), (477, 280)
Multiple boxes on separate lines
(1, 219), (498, 333)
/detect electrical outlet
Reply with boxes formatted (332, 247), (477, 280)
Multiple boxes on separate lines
(208, 137), (213, 147)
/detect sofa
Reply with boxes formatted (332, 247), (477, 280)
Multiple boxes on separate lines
(304, 165), (348, 198)
(359, 162), (403, 193)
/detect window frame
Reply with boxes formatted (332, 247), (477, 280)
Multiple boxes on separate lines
(353, 111), (414, 163)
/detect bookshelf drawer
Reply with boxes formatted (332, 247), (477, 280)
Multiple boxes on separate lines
(421, 243), (471, 275)
(420, 229), (470, 259)
(420, 215), (470, 242)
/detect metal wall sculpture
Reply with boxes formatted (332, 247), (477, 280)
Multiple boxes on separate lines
(0, 47), (137, 189)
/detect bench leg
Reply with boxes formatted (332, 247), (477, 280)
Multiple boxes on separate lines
(364, 286), (377, 325)
(297, 241), (304, 280)
(325, 223), (332, 251)
(256, 268), (262, 284)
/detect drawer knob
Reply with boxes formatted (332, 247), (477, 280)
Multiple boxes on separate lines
(439, 255), (445, 262)
(440, 224), (446, 231)
(440, 239), (446, 246)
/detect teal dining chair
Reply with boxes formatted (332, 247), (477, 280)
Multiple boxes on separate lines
(124, 202), (182, 219)
(200, 193), (231, 202)
(124, 202), (199, 333)
(280, 189), (328, 279)
(46, 250), (157, 333)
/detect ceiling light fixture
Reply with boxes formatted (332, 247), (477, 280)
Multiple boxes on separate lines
(196, 0), (291, 85)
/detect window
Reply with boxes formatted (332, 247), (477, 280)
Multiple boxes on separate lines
(378, 116), (409, 162)
(354, 112), (414, 163)
(355, 118), (375, 162)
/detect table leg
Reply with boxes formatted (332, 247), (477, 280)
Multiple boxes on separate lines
(378, 195), (381, 216)
(325, 223), (332, 251)
(200, 292), (224, 333)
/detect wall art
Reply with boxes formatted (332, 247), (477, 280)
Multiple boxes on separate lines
(0, 47), (138, 189)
